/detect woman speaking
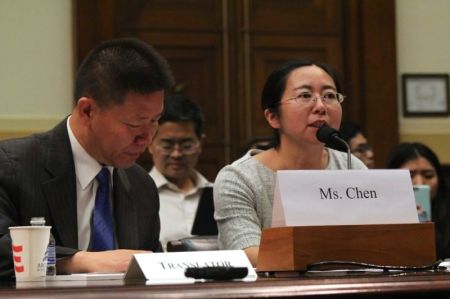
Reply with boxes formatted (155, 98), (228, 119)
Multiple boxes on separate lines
(213, 59), (367, 265)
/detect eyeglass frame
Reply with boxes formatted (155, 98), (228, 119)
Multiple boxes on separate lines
(352, 143), (373, 155)
(282, 92), (345, 106)
(153, 138), (201, 155)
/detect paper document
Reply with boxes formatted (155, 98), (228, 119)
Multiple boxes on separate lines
(46, 273), (124, 281)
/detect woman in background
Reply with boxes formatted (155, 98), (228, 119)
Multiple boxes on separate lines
(214, 59), (367, 265)
(387, 142), (450, 259)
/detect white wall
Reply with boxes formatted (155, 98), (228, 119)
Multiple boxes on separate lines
(396, 0), (450, 162)
(0, 0), (73, 134)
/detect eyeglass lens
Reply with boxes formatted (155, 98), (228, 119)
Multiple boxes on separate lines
(353, 143), (372, 154)
(157, 139), (199, 155)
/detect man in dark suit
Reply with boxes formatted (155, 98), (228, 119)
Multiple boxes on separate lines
(0, 38), (174, 279)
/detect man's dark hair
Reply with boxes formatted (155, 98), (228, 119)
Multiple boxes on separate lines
(74, 38), (174, 107)
(160, 94), (205, 138)
(339, 121), (362, 144)
(328, 121), (363, 151)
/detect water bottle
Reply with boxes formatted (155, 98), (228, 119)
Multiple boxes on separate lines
(30, 217), (56, 276)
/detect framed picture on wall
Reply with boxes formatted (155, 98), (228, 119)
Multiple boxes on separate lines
(402, 74), (450, 117)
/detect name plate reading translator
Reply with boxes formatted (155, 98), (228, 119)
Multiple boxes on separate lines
(124, 250), (257, 285)
(272, 169), (419, 227)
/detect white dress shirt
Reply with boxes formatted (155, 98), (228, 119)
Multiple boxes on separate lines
(67, 117), (114, 250)
(149, 167), (213, 251)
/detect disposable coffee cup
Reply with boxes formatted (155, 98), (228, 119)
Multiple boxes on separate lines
(9, 226), (51, 282)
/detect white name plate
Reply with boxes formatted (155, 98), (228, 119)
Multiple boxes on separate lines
(124, 250), (257, 285)
(272, 169), (419, 227)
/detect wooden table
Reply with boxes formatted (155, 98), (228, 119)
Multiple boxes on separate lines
(2, 271), (450, 298)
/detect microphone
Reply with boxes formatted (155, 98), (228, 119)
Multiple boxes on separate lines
(316, 124), (352, 169)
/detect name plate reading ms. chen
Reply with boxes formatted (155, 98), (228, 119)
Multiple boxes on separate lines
(272, 169), (419, 227)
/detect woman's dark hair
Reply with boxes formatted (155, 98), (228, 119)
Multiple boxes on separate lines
(386, 142), (447, 202)
(386, 142), (450, 258)
(260, 59), (344, 147)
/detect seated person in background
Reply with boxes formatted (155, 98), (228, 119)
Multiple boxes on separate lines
(327, 121), (375, 168)
(387, 142), (450, 259)
(340, 121), (375, 168)
(148, 94), (214, 250)
(214, 59), (367, 266)
(0, 38), (174, 279)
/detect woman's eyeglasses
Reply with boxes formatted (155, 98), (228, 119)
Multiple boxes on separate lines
(283, 92), (345, 106)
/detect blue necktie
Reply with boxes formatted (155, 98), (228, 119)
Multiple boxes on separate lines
(91, 167), (115, 251)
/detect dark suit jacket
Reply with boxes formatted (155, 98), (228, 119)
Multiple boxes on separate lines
(0, 119), (162, 280)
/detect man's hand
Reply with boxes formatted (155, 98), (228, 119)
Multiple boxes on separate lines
(57, 249), (148, 274)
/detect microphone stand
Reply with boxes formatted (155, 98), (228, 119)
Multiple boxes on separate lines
(334, 136), (352, 169)
(316, 125), (353, 169)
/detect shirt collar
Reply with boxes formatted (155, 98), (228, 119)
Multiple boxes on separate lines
(67, 117), (113, 189)
(149, 166), (213, 191)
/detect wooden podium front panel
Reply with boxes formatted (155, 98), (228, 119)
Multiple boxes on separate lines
(257, 224), (436, 272)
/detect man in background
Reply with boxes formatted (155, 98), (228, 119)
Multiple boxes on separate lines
(339, 121), (375, 169)
(148, 94), (215, 250)
(328, 121), (375, 169)
(0, 38), (174, 279)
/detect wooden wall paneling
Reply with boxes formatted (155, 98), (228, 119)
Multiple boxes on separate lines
(115, 0), (223, 32)
(134, 32), (226, 180)
(232, 0), (251, 158)
(75, 0), (115, 66)
(222, 0), (235, 161)
(341, 0), (398, 168)
(359, 0), (398, 168)
(248, 0), (342, 34)
(342, 0), (364, 123)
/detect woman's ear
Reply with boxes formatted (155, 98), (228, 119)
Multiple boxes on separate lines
(264, 108), (280, 129)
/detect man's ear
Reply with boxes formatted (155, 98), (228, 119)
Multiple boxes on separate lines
(75, 97), (96, 124)
(264, 109), (280, 129)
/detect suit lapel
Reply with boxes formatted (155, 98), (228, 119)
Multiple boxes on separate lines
(42, 119), (78, 248)
(113, 168), (138, 249)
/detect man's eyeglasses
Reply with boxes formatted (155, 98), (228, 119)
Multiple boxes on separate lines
(352, 143), (372, 154)
(284, 92), (345, 106)
(154, 139), (200, 155)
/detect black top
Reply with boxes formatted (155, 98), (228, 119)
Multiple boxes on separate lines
(191, 187), (218, 236)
